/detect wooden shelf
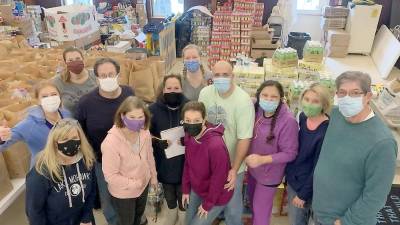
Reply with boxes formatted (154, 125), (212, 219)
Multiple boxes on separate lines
(0, 178), (25, 215)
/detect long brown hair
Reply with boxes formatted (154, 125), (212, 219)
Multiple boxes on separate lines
(255, 80), (285, 144)
(156, 74), (183, 103)
(114, 96), (151, 130)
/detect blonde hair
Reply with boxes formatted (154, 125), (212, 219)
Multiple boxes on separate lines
(114, 96), (151, 130)
(182, 44), (205, 79)
(35, 119), (95, 182)
(35, 80), (61, 99)
(301, 83), (332, 114)
(62, 47), (84, 82)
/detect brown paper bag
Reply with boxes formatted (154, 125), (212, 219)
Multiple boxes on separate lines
(0, 110), (19, 127)
(3, 142), (32, 178)
(0, 153), (13, 201)
(129, 67), (156, 102)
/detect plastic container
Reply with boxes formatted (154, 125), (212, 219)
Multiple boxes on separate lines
(286, 32), (311, 59)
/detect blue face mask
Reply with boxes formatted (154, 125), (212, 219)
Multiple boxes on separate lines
(337, 95), (364, 118)
(184, 60), (200, 73)
(259, 99), (279, 113)
(213, 78), (231, 93)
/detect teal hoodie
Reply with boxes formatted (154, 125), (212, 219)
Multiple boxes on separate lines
(0, 105), (71, 167)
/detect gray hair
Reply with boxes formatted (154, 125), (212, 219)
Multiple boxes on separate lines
(335, 71), (371, 93)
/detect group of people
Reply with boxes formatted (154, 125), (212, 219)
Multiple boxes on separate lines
(0, 43), (397, 225)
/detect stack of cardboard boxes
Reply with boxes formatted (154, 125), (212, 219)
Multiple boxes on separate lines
(325, 29), (350, 58)
(321, 6), (349, 31)
(0, 4), (34, 37)
(250, 26), (278, 59)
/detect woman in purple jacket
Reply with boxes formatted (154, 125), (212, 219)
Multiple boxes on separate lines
(245, 80), (299, 225)
(181, 101), (233, 225)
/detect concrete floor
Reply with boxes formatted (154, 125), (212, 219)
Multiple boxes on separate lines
(0, 191), (290, 225)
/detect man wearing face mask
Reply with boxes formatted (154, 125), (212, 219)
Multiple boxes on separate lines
(76, 58), (134, 225)
(313, 71), (398, 225)
(198, 61), (255, 225)
(149, 74), (189, 225)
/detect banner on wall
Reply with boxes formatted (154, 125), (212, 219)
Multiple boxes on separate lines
(44, 4), (99, 42)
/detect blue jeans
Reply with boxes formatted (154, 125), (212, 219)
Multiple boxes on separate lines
(220, 172), (245, 225)
(287, 184), (311, 225)
(186, 191), (226, 225)
(95, 162), (118, 225)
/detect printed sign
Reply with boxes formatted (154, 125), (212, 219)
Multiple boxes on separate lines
(377, 185), (400, 225)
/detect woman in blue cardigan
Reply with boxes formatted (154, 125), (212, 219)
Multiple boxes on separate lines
(0, 81), (71, 167)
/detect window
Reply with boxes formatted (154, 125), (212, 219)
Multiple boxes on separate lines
(297, 0), (321, 11)
(65, 0), (93, 5)
(152, 0), (183, 18)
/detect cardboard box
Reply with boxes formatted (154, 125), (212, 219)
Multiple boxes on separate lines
(3, 142), (31, 178)
(0, 4), (13, 22)
(327, 29), (350, 47)
(44, 5), (100, 42)
(0, 153), (13, 201)
(251, 49), (275, 59)
(251, 39), (280, 49)
(107, 41), (131, 53)
(251, 27), (274, 40)
(57, 30), (100, 49)
(325, 43), (348, 58)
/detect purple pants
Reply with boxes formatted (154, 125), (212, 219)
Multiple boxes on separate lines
(247, 173), (278, 225)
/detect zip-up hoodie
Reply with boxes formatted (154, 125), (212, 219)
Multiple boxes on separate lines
(101, 126), (157, 198)
(0, 105), (71, 167)
(248, 104), (299, 186)
(182, 123), (233, 211)
(25, 154), (96, 225)
(148, 97), (189, 184)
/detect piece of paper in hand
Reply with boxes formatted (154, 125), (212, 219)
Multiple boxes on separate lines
(160, 126), (185, 159)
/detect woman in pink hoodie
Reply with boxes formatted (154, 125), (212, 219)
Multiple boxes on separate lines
(101, 96), (158, 225)
(181, 101), (233, 225)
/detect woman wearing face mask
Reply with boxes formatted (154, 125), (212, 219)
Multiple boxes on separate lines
(148, 74), (189, 225)
(53, 47), (97, 118)
(181, 44), (212, 101)
(102, 96), (157, 225)
(26, 118), (96, 225)
(245, 80), (298, 225)
(285, 83), (331, 225)
(181, 101), (233, 225)
(0, 81), (71, 167)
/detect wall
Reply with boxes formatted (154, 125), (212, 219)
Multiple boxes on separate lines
(290, 13), (323, 41)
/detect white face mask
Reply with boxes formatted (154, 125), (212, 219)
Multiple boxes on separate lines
(41, 96), (61, 113)
(99, 76), (119, 92)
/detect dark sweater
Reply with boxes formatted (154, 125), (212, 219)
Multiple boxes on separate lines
(76, 86), (134, 162)
(285, 112), (329, 202)
(25, 157), (96, 225)
(148, 98), (188, 184)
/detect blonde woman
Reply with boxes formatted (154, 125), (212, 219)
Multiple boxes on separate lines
(53, 47), (97, 117)
(285, 83), (331, 225)
(26, 118), (96, 225)
(0, 81), (71, 167)
(102, 96), (157, 225)
(181, 44), (212, 100)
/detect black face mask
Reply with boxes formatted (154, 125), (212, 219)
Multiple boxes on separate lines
(57, 140), (81, 157)
(183, 123), (203, 137)
(164, 92), (183, 107)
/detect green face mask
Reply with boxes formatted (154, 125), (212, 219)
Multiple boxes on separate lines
(302, 101), (323, 117)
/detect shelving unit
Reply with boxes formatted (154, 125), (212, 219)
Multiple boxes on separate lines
(0, 178), (25, 215)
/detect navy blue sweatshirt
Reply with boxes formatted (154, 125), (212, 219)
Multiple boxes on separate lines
(285, 112), (329, 202)
(149, 97), (188, 184)
(76, 86), (134, 162)
(26, 156), (96, 225)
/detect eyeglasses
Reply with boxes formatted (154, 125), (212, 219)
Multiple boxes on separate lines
(98, 73), (119, 79)
(213, 73), (232, 78)
(336, 90), (366, 98)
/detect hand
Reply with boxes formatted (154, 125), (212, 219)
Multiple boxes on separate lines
(182, 194), (190, 208)
(245, 154), (264, 168)
(197, 205), (208, 219)
(334, 219), (341, 225)
(177, 137), (185, 146)
(0, 120), (11, 142)
(292, 196), (305, 208)
(150, 179), (158, 190)
(160, 139), (171, 149)
(224, 169), (237, 191)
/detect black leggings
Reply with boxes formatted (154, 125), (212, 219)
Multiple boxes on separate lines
(110, 186), (149, 225)
(162, 183), (185, 211)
